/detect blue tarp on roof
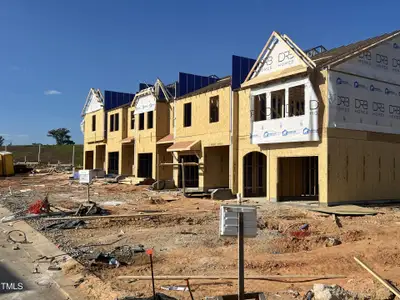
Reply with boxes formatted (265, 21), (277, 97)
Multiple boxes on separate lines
(178, 73), (218, 97)
(231, 55), (256, 90)
(104, 90), (135, 111)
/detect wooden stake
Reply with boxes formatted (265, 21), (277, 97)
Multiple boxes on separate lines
(354, 257), (400, 298)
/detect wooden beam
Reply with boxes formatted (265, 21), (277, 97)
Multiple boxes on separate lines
(118, 274), (346, 280)
(354, 257), (400, 298)
(40, 212), (172, 221)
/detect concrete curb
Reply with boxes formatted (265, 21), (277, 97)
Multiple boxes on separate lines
(0, 205), (85, 300)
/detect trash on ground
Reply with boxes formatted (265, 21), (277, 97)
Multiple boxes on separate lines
(109, 258), (120, 268)
(102, 201), (124, 206)
(7, 230), (29, 244)
(41, 220), (86, 231)
(325, 237), (341, 247)
(117, 293), (177, 300)
(161, 285), (189, 291)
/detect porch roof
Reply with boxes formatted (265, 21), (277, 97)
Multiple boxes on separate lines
(157, 134), (174, 144)
(121, 136), (135, 144)
(167, 140), (200, 152)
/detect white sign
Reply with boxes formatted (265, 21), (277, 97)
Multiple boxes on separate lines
(253, 36), (303, 78)
(134, 94), (156, 115)
(79, 170), (93, 184)
(328, 70), (400, 134)
(250, 77), (319, 144)
(219, 205), (257, 238)
(334, 35), (400, 84)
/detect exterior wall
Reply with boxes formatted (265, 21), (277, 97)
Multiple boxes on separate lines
(105, 106), (127, 174)
(172, 86), (232, 190)
(236, 70), (329, 203)
(83, 110), (105, 144)
(83, 108), (106, 169)
(327, 129), (400, 204)
(325, 36), (400, 204)
(174, 86), (231, 147)
(133, 101), (171, 178)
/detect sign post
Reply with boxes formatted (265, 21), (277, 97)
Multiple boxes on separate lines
(238, 211), (244, 300)
(146, 248), (156, 299)
(219, 204), (257, 300)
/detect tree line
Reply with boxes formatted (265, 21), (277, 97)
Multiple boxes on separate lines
(0, 128), (75, 146)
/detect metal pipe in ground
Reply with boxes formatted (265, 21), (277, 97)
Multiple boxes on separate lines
(238, 211), (244, 300)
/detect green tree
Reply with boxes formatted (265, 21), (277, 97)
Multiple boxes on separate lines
(47, 128), (75, 145)
(0, 136), (4, 146)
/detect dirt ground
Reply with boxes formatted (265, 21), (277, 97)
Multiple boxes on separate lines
(1, 172), (400, 300)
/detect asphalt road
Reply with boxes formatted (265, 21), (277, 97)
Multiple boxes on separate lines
(0, 220), (67, 299)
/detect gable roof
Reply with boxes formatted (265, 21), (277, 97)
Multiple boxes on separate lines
(131, 78), (173, 107)
(242, 31), (315, 88)
(81, 88), (104, 117)
(312, 30), (400, 67)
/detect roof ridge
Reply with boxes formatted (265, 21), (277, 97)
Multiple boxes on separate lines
(312, 29), (400, 67)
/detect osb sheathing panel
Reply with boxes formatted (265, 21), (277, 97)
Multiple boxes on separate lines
(174, 86), (231, 147)
(328, 134), (400, 203)
(121, 144), (134, 175)
(155, 102), (171, 140)
(83, 109), (105, 144)
(204, 146), (230, 188)
(236, 70), (329, 203)
(83, 143), (96, 169)
(107, 107), (126, 151)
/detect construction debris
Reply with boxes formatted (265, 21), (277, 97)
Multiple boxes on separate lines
(118, 274), (347, 281)
(211, 188), (234, 200)
(308, 205), (378, 216)
(40, 220), (86, 231)
(307, 284), (368, 300)
(7, 230), (29, 244)
(117, 293), (177, 300)
(41, 212), (172, 221)
(161, 285), (189, 291)
(354, 257), (400, 298)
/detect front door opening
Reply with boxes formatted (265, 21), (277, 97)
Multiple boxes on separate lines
(278, 156), (319, 201)
(108, 152), (119, 175)
(95, 145), (106, 170)
(138, 153), (153, 178)
(85, 151), (94, 169)
(178, 155), (199, 188)
(243, 151), (266, 197)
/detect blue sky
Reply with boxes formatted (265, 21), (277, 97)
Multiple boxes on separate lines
(0, 0), (399, 145)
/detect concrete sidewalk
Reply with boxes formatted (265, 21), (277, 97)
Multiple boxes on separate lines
(0, 205), (85, 300)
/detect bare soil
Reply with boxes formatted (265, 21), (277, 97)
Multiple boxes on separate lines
(1, 173), (400, 300)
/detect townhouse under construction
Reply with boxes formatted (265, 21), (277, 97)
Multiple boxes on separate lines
(82, 30), (400, 206)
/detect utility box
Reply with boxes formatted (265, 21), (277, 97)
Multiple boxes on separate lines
(219, 205), (258, 238)
(79, 170), (94, 184)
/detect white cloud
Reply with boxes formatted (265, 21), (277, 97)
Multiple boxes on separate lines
(44, 90), (62, 95)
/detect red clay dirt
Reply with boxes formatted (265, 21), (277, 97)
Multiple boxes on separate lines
(1, 173), (400, 299)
